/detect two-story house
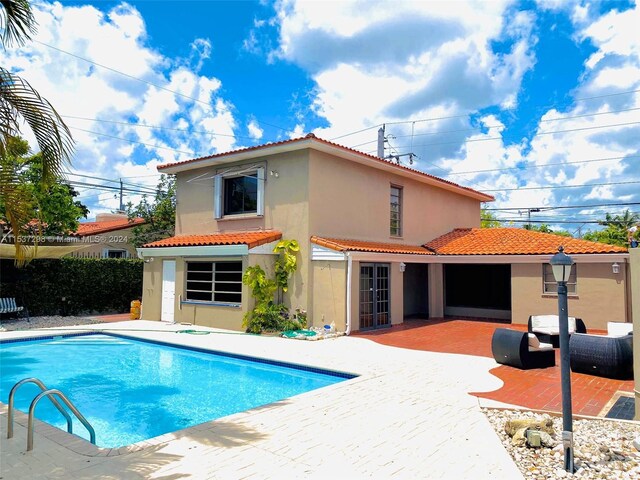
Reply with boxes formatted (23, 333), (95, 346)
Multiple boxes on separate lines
(137, 134), (630, 332)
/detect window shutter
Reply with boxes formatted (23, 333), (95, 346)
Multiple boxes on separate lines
(256, 167), (265, 216)
(214, 174), (222, 219)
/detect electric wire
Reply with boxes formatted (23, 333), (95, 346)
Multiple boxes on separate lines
(37, 40), (289, 133)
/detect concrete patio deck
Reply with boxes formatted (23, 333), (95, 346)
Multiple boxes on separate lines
(0, 320), (523, 479)
(355, 318), (635, 417)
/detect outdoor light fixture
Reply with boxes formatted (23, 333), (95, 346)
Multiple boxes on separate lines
(399, 262), (406, 273)
(549, 246), (575, 474)
(612, 262), (620, 274)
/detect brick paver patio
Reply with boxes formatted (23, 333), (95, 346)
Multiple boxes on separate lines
(355, 318), (634, 417)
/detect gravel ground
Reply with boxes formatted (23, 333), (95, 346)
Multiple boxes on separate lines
(484, 408), (640, 479)
(3, 317), (639, 479)
(0, 315), (108, 331)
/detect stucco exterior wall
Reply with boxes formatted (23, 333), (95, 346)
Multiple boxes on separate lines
(311, 260), (346, 330)
(511, 262), (628, 330)
(140, 255), (163, 321)
(307, 150), (481, 244)
(148, 152), (312, 329)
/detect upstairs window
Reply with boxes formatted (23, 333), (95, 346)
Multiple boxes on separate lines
(224, 174), (258, 215)
(214, 166), (264, 218)
(543, 264), (577, 295)
(390, 185), (402, 236)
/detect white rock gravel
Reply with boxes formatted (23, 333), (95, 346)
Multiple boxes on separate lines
(484, 408), (640, 479)
(0, 315), (107, 331)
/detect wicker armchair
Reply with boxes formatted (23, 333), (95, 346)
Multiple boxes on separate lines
(528, 315), (586, 348)
(569, 333), (633, 380)
(491, 328), (556, 370)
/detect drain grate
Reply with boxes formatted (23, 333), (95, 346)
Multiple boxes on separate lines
(605, 396), (635, 420)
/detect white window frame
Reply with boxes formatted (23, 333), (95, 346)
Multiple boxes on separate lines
(543, 264), (577, 295)
(103, 248), (128, 259)
(185, 260), (243, 305)
(390, 185), (402, 237)
(214, 165), (264, 219)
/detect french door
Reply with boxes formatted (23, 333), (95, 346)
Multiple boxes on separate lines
(359, 263), (390, 330)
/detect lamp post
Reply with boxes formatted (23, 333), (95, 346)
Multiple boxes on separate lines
(549, 246), (575, 473)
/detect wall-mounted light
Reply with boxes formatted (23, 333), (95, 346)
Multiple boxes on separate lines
(270, 170), (279, 178)
(399, 262), (406, 273)
(144, 257), (154, 264)
(612, 262), (620, 274)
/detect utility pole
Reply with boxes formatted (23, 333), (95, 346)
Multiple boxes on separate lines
(527, 208), (541, 229)
(119, 179), (124, 212)
(377, 125), (385, 158)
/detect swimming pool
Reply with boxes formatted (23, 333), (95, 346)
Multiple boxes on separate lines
(0, 333), (353, 448)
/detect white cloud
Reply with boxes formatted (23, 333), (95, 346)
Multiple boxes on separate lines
(247, 119), (264, 140)
(0, 1), (240, 215)
(261, 0), (639, 230)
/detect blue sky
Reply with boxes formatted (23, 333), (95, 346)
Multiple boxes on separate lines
(3, 0), (640, 233)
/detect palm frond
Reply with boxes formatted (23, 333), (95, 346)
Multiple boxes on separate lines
(0, 0), (36, 48)
(0, 67), (74, 185)
(0, 153), (38, 265)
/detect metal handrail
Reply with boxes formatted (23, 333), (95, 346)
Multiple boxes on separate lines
(7, 378), (73, 439)
(28, 389), (96, 451)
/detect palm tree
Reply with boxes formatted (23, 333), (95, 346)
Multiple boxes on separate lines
(0, 0), (74, 264)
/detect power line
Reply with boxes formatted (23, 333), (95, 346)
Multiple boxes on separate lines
(63, 115), (254, 141)
(37, 40), (289, 133)
(64, 172), (157, 194)
(379, 120), (640, 152)
(383, 88), (640, 128)
(486, 201), (640, 211)
(69, 126), (198, 156)
(483, 179), (640, 192)
(446, 154), (639, 177)
(67, 180), (156, 196)
(539, 106), (640, 122)
(329, 124), (382, 141)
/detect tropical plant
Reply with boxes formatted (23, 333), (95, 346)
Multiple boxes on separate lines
(480, 208), (501, 228)
(523, 223), (572, 237)
(583, 210), (640, 247)
(0, 0), (74, 264)
(273, 238), (299, 300)
(126, 175), (176, 247)
(242, 239), (303, 334)
(0, 137), (88, 235)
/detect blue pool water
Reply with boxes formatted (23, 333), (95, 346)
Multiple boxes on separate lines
(0, 333), (352, 448)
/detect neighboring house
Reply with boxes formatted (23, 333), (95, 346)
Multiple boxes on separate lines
(0, 213), (145, 259)
(137, 134), (630, 332)
(70, 213), (145, 258)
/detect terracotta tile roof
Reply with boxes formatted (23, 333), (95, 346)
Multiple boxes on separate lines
(311, 236), (434, 255)
(424, 228), (628, 255)
(74, 217), (145, 236)
(158, 134), (493, 201)
(143, 230), (282, 249)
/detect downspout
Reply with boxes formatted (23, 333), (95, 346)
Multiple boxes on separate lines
(345, 252), (353, 335)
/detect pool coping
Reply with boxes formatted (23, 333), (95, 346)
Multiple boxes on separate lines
(0, 327), (368, 457)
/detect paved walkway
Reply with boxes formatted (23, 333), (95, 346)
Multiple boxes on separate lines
(0, 321), (523, 479)
(356, 319), (634, 417)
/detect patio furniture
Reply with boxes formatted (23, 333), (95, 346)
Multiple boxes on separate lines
(0, 297), (29, 321)
(491, 328), (556, 370)
(569, 332), (633, 380)
(607, 322), (633, 337)
(528, 315), (586, 348)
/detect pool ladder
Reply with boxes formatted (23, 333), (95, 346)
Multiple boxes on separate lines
(7, 377), (96, 451)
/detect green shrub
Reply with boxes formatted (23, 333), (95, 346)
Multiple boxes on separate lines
(0, 257), (143, 316)
(241, 240), (305, 334)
